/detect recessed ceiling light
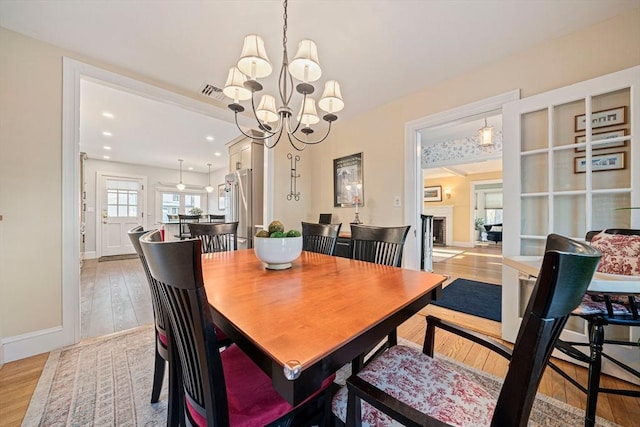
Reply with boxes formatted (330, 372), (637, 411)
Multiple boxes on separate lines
(102, 131), (112, 137)
(206, 136), (214, 141)
(214, 152), (221, 156)
(188, 167), (194, 170)
(102, 112), (114, 118)
(103, 155), (110, 160)
(103, 146), (112, 150)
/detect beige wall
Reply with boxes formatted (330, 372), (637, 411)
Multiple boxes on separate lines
(310, 10), (640, 232)
(0, 8), (638, 354)
(424, 171), (502, 243)
(0, 26), (253, 342)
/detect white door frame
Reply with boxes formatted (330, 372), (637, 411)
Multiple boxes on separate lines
(95, 171), (148, 258)
(403, 90), (520, 270)
(62, 58), (257, 345)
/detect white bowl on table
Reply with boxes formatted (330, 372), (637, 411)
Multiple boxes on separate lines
(254, 236), (303, 270)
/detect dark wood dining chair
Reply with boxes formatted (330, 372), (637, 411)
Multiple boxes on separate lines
(209, 214), (226, 223)
(301, 221), (342, 255)
(319, 213), (333, 224)
(332, 233), (601, 427)
(139, 231), (336, 426)
(188, 222), (239, 253)
(349, 224), (411, 268)
(175, 214), (201, 240)
(127, 226), (182, 425)
(349, 224), (411, 368)
(548, 228), (640, 427)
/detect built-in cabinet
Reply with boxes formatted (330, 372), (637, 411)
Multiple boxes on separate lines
(227, 130), (264, 173)
(503, 66), (639, 383)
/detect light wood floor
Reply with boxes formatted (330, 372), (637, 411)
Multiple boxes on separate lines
(1, 246), (639, 426)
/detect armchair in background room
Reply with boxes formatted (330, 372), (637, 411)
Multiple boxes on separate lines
(484, 223), (502, 244)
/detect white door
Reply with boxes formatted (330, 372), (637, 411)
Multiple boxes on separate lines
(502, 65), (639, 383)
(99, 174), (145, 257)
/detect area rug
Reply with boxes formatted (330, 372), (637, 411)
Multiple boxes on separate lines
(432, 278), (502, 322)
(23, 326), (618, 426)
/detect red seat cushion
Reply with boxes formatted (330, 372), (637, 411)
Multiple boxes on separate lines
(187, 344), (335, 426)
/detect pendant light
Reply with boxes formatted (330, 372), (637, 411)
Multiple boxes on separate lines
(205, 163), (214, 193)
(176, 159), (186, 191)
(478, 118), (494, 147)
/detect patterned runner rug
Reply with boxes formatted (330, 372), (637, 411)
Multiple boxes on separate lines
(23, 326), (618, 426)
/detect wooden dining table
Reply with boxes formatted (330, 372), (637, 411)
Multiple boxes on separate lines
(201, 249), (446, 405)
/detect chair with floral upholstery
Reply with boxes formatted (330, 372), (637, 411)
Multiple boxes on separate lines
(332, 233), (600, 426)
(548, 228), (640, 427)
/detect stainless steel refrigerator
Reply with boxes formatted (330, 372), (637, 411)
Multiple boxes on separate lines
(225, 169), (263, 249)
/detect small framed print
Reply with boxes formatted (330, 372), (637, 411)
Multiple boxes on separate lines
(574, 129), (627, 152)
(574, 106), (626, 132)
(574, 152), (625, 174)
(423, 186), (442, 202)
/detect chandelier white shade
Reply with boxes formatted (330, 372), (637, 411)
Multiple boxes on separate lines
(289, 39), (321, 82)
(238, 34), (272, 79)
(223, 0), (344, 150)
(223, 67), (252, 103)
(318, 80), (344, 113)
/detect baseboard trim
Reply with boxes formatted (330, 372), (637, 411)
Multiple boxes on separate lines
(83, 251), (97, 260)
(2, 326), (65, 363)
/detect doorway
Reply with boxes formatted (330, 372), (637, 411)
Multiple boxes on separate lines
(402, 90), (519, 271)
(61, 58), (270, 345)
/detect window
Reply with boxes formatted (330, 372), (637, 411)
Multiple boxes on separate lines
(106, 179), (139, 218)
(158, 190), (205, 221)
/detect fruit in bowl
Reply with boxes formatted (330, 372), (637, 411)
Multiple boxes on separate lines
(254, 221), (303, 270)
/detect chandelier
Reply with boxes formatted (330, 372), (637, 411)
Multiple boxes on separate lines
(222, 0), (344, 151)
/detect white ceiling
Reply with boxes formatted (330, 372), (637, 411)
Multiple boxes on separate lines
(2, 0), (638, 173)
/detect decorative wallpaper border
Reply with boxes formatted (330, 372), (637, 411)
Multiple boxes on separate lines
(422, 129), (503, 168)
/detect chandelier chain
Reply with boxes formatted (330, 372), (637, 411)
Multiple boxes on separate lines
(282, 0), (288, 51)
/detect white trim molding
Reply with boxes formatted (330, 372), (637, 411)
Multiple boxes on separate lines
(2, 326), (64, 363)
(58, 58), (250, 361)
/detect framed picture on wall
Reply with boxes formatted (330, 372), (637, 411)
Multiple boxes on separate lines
(574, 106), (626, 132)
(218, 184), (225, 210)
(423, 186), (442, 202)
(333, 153), (364, 207)
(574, 152), (625, 174)
(574, 129), (627, 152)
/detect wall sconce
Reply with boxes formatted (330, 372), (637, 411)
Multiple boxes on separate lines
(444, 189), (452, 199)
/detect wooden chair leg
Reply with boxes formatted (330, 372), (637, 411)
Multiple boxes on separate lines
(585, 321), (604, 427)
(151, 348), (165, 403)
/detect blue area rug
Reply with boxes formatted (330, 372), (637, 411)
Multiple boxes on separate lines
(433, 278), (501, 322)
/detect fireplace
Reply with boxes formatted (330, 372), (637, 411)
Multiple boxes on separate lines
(433, 217), (446, 246)
(423, 206), (453, 247)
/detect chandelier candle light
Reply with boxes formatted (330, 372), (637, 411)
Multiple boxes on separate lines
(223, 0), (344, 151)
